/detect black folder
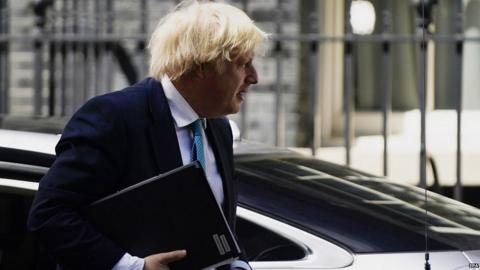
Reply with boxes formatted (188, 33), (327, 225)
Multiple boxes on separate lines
(84, 161), (241, 270)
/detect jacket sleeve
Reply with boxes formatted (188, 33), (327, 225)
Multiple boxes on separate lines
(27, 96), (127, 270)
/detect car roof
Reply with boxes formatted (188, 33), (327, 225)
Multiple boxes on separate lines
(0, 129), (59, 155)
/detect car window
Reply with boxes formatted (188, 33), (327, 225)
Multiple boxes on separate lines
(350, 179), (480, 230)
(235, 216), (306, 261)
(0, 147), (52, 182)
(283, 157), (480, 231)
(236, 207), (354, 268)
(0, 162), (47, 182)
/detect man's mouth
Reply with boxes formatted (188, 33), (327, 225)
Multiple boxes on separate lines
(238, 90), (248, 99)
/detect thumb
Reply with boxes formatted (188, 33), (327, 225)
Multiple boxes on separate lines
(160, 250), (187, 264)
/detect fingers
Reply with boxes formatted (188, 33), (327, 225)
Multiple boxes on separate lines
(158, 250), (187, 264)
(144, 250), (187, 270)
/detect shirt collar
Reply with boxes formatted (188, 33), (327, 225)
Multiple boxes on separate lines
(161, 76), (201, 128)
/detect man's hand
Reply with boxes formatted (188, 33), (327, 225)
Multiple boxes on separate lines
(143, 250), (187, 270)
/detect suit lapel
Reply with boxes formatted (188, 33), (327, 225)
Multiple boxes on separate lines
(206, 119), (234, 222)
(146, 78), (183, 173)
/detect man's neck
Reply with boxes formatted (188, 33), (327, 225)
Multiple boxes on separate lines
(172, 75), (209, 118)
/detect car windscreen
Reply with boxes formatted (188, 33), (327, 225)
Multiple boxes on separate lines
(235, 154), (480, 253)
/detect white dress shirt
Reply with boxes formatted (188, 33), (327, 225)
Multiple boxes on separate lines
(161, 76), (225, 205)
(112, 77), (225, 270)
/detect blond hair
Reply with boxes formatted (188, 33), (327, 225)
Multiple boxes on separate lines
(148, 0), (268, 80)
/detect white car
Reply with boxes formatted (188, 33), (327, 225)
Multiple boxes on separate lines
(1, 129), (479, 270)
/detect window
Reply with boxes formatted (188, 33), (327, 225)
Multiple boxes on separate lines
(236, 216), (306, 261)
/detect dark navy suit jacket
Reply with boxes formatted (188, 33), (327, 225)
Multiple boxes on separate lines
(27, 78), (238, 270)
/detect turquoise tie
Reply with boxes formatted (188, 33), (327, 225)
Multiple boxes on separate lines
(191, 119), (206, 169)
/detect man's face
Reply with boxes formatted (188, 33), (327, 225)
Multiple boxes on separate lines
(201, 51), (258, 117)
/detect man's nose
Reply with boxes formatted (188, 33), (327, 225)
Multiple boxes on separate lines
(246, 65), (258, 85)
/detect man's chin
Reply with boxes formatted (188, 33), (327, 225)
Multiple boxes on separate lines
(225, 109), (240, 116)
(233, 102), (243, 113)
(210, 106), (241, 117)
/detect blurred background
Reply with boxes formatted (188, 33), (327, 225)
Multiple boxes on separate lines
(1, 0), (480, 203)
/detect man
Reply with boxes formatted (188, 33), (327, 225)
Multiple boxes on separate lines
(27, 1), (267, 270)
